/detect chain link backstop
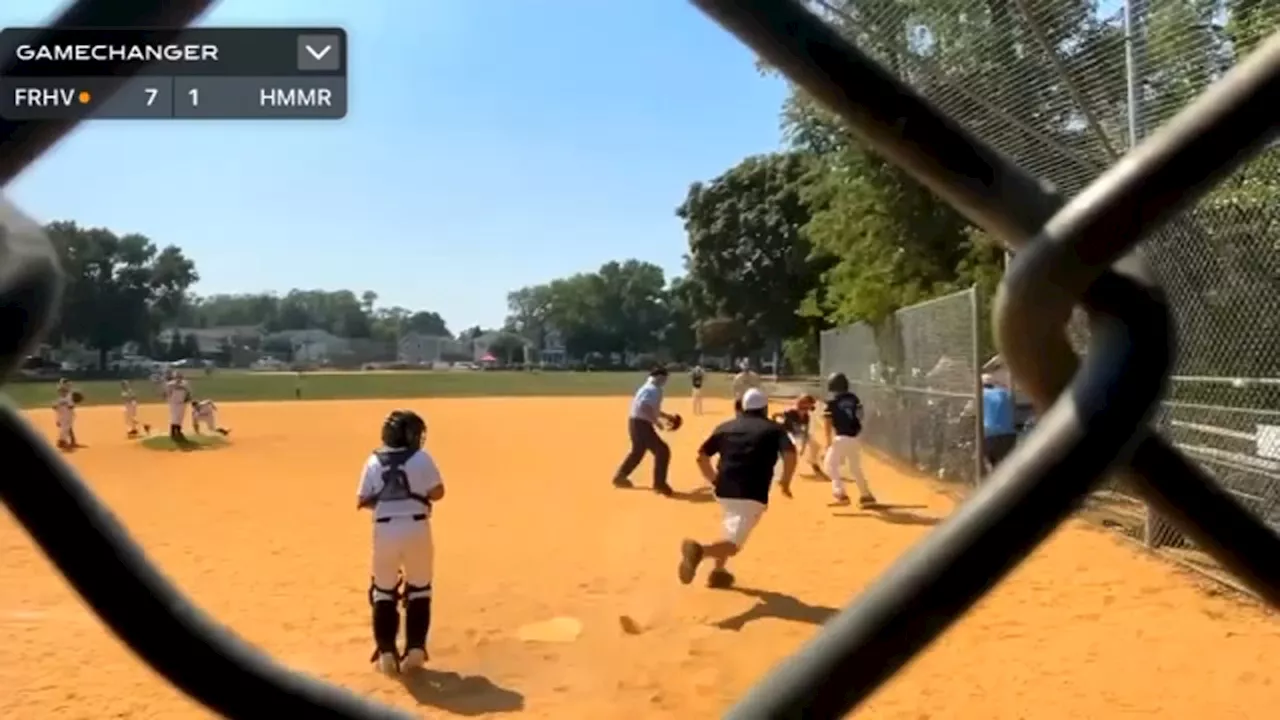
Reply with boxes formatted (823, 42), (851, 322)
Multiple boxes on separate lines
(821, 287), (983, 485)
(811, 0), (1279, 580)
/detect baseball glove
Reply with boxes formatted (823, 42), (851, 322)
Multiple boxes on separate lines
(71, 391), (84, 404)
(659, 413), (683, 431)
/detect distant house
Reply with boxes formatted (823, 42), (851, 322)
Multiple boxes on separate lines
(540, 327), (567, 367)
(398, 333), (468, 365)
(263, 329), (350, 364)
(157, 325), (264, 356)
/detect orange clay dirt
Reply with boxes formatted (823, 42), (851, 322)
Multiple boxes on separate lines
(2, 397), (1278, 719)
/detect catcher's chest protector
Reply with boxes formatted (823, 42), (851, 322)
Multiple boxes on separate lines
(373, 449), (431, 506)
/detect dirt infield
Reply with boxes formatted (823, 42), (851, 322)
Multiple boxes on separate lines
(2, 397), (1277, 719)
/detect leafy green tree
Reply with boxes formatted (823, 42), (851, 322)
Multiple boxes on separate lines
(44, 222), (200, 369)
(677, 152), (829, 352)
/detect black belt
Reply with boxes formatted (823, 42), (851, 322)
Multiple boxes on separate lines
(375, 514), (426, 524)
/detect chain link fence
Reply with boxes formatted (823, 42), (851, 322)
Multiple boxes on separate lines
(821, 287), (983, 485)
(809, 0), (1279, 577)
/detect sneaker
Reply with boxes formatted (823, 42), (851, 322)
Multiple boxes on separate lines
(858, 494), (878, 508)
(831, 493), (851, 506)
(375, 651), (399, 676)
(400, 648), (427, 673)
(678, 540), (703, 585)
(612, 477), (634, 488)
(653, 483), (674, 497)
(707, 569), (735, 589)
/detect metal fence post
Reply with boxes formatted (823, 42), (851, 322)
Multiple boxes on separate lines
(971, 286), (985, 485)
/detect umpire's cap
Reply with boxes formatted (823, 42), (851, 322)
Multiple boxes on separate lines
(382, 410), (426, 449)
(827, 372), (850, 393)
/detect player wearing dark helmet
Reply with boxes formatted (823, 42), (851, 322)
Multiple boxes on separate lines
(356, 409), (446, 676)
(822, 372), (877, 507)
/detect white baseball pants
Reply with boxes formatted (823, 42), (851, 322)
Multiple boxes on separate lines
(718, 498), (766, 549)
(824, 435), (871, 498)
(194, 410), (216, 433)
(371, 518), (434, 601)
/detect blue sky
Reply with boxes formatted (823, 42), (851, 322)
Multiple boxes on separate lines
(5, 0), (788, 333)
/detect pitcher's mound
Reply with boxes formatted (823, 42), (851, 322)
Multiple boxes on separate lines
(517, 616), (583, 643)
(140, 434), (229, 452)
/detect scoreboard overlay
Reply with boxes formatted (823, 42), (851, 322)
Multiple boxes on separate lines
(0, 28), (347, 120)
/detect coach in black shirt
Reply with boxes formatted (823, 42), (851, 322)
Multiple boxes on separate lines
(678, 388), (796, 589)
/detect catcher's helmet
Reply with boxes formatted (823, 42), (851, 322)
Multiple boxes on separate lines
(381, 410), (426, 449)
(826, 372), (850, 394)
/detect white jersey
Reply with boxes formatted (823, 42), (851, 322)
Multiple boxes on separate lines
(122, 390), (137, 413)
(356, 448), (443, 520)
(193, 399), (216, 421)
(165, 381), (189, 425)
(53, 396), (75, 426)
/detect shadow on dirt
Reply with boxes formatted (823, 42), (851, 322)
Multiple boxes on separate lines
(400, 669), (525, 715)
(833, 503), (941, 527)
(710, 587), (839, 630)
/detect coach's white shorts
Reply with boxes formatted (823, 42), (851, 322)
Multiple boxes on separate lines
(371, 517), (434, 599)
(718, 498), (766, 548)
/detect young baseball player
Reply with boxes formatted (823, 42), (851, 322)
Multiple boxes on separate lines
(679, 388), (796, 588)
(357, 410), (445, 676)
(773, 394), (822, 476)
(164, 372), (192, 446)
(690, 365), (705, 416)
(120, 380), (148, 438)
(190, 398), (230, 436)
(731, 363), (761, 415)
(823, 372), (877, 507)
(52, 384), (76, 451)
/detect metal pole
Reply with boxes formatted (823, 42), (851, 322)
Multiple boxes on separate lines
(1123, 0), (1141, 149)
(1125, 0), (1162, 548)
(971, 286), (985, 485)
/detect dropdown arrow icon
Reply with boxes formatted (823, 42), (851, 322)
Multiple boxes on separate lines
(305, 45), (332, 60)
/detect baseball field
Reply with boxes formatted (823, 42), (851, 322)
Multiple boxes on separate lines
(1, 372), (1277, 719)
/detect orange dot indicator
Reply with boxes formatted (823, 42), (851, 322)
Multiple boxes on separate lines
(77, 91), (91, 104)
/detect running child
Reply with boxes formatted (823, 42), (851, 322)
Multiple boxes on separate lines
(191, 398), (231, 436)
(773, 394), (823, 477)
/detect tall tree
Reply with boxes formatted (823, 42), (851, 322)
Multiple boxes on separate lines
(677, 152), (829, 353)
(44, 222), (200, 368)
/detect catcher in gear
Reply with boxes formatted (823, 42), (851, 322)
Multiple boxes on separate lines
(356, 410), (446, 676)
(612, 366), (678, 496)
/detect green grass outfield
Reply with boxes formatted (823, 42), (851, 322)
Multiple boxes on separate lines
(2, 370), (740, 409)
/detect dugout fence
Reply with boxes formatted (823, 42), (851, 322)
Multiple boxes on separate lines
(0, 0), (1276, 719)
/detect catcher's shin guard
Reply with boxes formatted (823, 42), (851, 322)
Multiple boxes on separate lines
(369, 581), (402, 657)
(402, 583), (432, 651)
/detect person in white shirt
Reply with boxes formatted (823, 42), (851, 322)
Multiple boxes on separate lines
(732, 364), (762, 414)
(52, 384), (76, 450)
(164, 372), (192, 446)
(120, 380), (148, 438)
(191, 398), (230, 436)
(356, 410), (445, 676)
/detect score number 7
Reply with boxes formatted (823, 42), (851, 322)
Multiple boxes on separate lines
(142, 87), (199, 107)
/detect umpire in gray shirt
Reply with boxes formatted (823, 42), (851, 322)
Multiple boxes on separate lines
(612, 366), (678, 497)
